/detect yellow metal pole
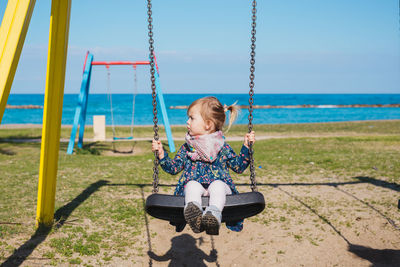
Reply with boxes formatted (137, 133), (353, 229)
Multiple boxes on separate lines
(0, 0), (36, 124)
(36, 0), (71, 227)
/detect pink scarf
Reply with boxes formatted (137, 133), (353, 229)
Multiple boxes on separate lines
(185, 131), (225, 163)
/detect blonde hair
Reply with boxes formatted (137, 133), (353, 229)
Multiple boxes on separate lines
(188, 96), (240, 132)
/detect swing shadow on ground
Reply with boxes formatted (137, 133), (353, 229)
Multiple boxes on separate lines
(62, 141), (108, 155)
(277, 185), (400, 266)
(0, 138), (42, 155)
(259, 176), (400, 267)
(1, 180), (109, 267)
(2, 176), (399, 266)
(69, 141), (140, 155)
(276, 186), (400, 266)
(0, 148), (16, 156)
(0, 136), (42, 143)
(137, 186), (220, 267)
(241, 176), (400, 229)
(147, 234), (218, 266)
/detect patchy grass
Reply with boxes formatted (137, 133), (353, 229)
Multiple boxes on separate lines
(0, 121), (399, 265)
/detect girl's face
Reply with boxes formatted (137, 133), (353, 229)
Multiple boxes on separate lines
(187, 105), (213, 136)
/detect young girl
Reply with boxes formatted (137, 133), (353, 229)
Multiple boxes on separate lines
(152, 96), (255, 235)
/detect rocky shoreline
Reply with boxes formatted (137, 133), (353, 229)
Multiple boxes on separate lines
(6, 105), (43, 109)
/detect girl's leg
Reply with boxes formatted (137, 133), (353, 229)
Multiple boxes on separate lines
(184, 180), (206, 205)
(202, 180), (232, 235)
(183, 180), (205, 233)
(207, 180), (232, 212)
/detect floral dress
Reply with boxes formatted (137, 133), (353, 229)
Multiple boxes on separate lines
(159, 142), (250, 231)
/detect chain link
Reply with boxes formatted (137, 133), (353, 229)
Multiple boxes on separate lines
(248, 0), (257, 192)
(148, 0), (159, 193)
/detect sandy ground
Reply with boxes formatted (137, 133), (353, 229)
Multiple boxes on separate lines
(134, 182), (400, 267)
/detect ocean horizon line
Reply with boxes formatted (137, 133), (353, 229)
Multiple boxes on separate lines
(2, 119), (400, 128)
(8, 93), (400, 95)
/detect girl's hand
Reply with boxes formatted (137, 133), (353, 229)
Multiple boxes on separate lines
(244, 131), (255, 148)
(152, 140), (165, 159)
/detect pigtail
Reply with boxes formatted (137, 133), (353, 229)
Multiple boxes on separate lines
(224, 101), (240, 132)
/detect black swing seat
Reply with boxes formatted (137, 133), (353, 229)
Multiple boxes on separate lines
(145, 191), (265, 223)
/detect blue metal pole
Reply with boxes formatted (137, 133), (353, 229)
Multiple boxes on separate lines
(67, 53), (93, 154)
(77, 62), (92, 148)
(155, 71), (175, 153)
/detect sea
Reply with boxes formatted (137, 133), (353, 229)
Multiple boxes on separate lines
(2, 94), (400, 125)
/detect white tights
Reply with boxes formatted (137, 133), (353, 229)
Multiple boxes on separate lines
(184, 180), (232, 212)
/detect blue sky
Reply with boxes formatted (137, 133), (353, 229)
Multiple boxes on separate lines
(1, 0), (399, 94)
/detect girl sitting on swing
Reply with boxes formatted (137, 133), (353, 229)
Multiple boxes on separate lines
(152, 96), (255, 235)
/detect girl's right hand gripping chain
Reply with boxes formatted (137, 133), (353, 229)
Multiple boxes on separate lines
(244, 131), (255, 148)
(152, 140), (165, 159)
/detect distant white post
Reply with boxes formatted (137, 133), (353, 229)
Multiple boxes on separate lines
(93, 115), (106, 141)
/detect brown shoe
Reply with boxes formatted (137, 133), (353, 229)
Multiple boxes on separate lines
(201, 211), (220, 235)
(184, 202), (203, 233)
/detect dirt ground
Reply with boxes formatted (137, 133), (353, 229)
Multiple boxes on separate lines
(118, 177), (400, 267)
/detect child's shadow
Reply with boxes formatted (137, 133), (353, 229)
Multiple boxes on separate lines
(148, 234), (218, 266)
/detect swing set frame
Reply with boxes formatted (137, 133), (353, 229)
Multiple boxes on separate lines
(67, 51), (176, 155)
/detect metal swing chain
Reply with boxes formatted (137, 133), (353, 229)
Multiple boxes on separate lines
(106, 66), (117, 139)
(147, 0), (160, 193)
(248, 0), (257, 192)
(148, 0), (257, 193)
(130, 66), (137, 139)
